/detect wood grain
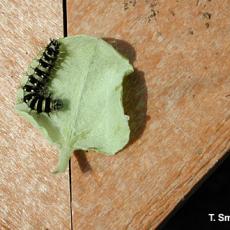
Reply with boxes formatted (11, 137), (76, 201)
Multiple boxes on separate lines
(68, 0), (230, 229)
(0, 0), (70, 229)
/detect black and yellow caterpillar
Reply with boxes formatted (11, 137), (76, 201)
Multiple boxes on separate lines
(23, 39), (63, 114)
(26, 95), (63, 113)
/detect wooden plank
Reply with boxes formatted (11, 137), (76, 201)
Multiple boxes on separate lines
(68, 0), (230, 229)
(0, 0), (70, 229)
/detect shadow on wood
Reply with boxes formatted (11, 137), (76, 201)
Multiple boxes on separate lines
(123, 69), (147, 145)
(74, 150), (92, 173)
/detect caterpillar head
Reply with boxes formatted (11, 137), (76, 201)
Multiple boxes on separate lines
(52, 99), (63, 111)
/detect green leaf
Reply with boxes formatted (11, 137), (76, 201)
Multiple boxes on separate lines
(16, 35), (134, 173)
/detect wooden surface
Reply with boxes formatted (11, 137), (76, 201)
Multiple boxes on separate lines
(0, 1), (70, 229)
(68, 0), (230, 229)
(1, 0), (230, 229)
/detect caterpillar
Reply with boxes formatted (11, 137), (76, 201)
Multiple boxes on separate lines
(38, 39), (60, 69)
(27, 95), (63, 113)
(23, 39), (63, 114)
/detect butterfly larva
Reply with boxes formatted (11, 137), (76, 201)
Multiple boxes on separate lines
(22, 39), (63, 114)
(28, 95), (63, 113)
